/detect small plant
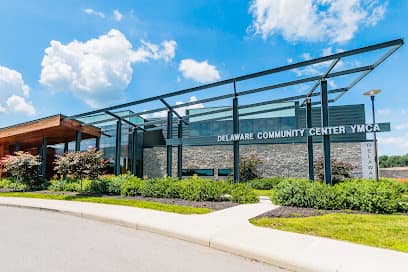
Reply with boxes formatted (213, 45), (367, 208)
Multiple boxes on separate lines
(230, 183), (258, 203)
(239, 155), (262, 182)
(272, 178), (405, 214)
(0, 178), (28, 191)
(315, 158), (355, 184)
(249, 177), (283, 190)
(1, 151), (41, 188)
(54, 149), (106, 191)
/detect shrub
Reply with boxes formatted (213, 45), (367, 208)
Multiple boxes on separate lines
(240, 155), (262, 182)
(315, 158), (355, 184)
(0, 178), (28, 191)
(230, 183), (258, 203)
(48, 179), (80, 192)
(249, 177), (283, 190)
(141, 177), (178, 198)
(177, 178), (227, 201)
(120, 176), (144, 196)
(272, 179), (405, 214)
(1, 152), (41, 188)
(99, 175), (128, 195)
(54, 149), (107, 191)
(54, 149), (106, 180)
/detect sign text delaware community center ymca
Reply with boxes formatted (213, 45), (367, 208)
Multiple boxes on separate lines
(217, 123), (390, 142)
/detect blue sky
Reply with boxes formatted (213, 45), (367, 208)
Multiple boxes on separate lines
(0, 0), (407, 155)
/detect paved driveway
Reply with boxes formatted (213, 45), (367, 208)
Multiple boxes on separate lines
(0, 206), (286, 272)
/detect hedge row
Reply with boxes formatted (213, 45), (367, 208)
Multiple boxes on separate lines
(272, 178), (408, 214)
(48, 175), (258, 204)
(0, 179), (28, 191)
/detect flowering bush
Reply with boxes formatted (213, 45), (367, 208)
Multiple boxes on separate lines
(54, 149), (106, 191)
(1, 151), (41, 187)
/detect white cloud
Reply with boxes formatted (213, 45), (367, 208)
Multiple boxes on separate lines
(179, 59), (220, 83)
(39, 29), (177, 108)
(379, 135), (408, 151)
(113, 9), (123, 22)
(249, 0), (387, 44)
(83, 8), (105, 18)
(291, 46), (358, 77)
(142, 96), (204, 119)
(394, 123), (408, 131)
(0, 66), (35, 116)
(377, 109), (391, 116)
(6, 95), (36, 116)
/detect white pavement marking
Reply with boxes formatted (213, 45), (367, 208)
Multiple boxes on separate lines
(0, 197), (407, 272)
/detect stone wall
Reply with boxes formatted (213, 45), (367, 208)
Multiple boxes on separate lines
(380, 167), (408, 179)
(143, 142), (363, 179)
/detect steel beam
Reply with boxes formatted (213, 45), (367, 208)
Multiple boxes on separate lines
(105, 111), (146, 131)
(306, 97), (314, 181)
(70, 39), (403, 119)
(95, 137), (100, 151)
(232, 94), (240, 183)
(41, 137), (47, 178)
(132, 129), (138, 176)
(114, 120), (122, 176)
(188, 88), (345, 120)
(166, 111), (173, 177)
(320, 80), (332, 184)
(85, 63), (366, 126)
(177, 121), (183, 179)
(75, 131), (81, 152)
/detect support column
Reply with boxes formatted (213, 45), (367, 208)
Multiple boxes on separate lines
(41, 137), (47, 178)
(64, 142), (69, 153)
(15, 143), (20, 152)
(320, 80), (332, 184)
(233, 96), (240, 183)
(114, 120), (122, 176)
(166, 111), (173, 177)
(95, 137), (101, 151)
(75, 131), (81, 152)
(132, 129), (138, 176)
(306, 97), (314, 181)
(177, 120), (183, 179)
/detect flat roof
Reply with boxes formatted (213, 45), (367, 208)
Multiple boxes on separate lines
(0, 114), (101, 148)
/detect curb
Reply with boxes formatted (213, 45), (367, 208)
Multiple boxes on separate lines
(1, 199), (407, 272)
(0, 200), (288, 269)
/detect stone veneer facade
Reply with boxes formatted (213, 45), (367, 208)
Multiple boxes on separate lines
(143, 142), (363, 179)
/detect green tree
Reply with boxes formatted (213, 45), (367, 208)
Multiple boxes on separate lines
(1, 151), (41, 188)
(54, 149), (106, 191)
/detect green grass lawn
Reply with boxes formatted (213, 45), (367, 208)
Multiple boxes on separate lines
(0, 192), (212, 215)
(252, 189), (273, 197)
(250, 213), (408, 252)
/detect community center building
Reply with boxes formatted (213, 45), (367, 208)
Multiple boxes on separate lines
(0, 39), (403, 183)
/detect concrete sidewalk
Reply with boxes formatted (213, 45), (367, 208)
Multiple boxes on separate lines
(0, 196), (406, 272)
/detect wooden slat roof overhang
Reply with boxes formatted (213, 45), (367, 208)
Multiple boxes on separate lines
(0, 114), (101, 148)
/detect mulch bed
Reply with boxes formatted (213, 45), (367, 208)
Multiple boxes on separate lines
(112, 195), (238, 210)
(8, 190), (238, 211)
(254, 206), (368, 219)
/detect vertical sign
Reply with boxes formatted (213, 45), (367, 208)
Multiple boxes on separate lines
(361, 141), (375, 179)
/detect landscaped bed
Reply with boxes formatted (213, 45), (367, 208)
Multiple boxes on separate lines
(0, 192), (213, 214)
(249, 178), (408, 252)
(250, 212), (408, 253)
(0, 190), (238, 210)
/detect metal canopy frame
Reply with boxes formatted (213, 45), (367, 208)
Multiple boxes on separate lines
(70, 39), (403, 183)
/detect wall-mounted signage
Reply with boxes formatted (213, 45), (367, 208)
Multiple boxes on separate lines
(217, 123), (390, 142)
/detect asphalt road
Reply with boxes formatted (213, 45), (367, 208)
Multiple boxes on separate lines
(0, 206), (287, 272)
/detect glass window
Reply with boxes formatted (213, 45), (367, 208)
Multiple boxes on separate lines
(182, 169), (214, 176)
(218, 168), (232, 176)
